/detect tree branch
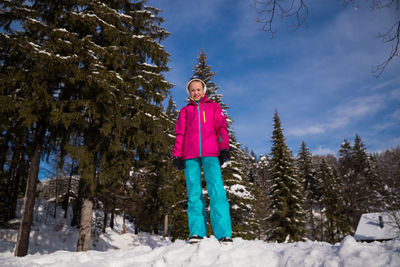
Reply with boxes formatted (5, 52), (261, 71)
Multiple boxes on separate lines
(254, 0), (399, 76)
(254, 0), (309, 37)
(372, 20), (400, 77)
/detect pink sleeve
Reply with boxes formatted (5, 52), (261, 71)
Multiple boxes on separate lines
(173, 108), (186, 157)
(214, 103), (229, 151)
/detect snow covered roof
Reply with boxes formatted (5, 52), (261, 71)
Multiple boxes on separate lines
(354, 211), (400, 241)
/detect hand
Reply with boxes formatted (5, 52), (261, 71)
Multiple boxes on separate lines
(173, 156), (185, 170)
(218, 149), (230, 166)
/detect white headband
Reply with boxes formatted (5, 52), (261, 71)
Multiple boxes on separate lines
(185, 78), (207, 95)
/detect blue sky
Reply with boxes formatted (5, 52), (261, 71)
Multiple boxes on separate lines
(149, 0), (400, 157)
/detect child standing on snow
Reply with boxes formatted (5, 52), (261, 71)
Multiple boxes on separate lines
(173, 78), (233, 244)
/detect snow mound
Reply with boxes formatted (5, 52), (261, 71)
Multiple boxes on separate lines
(1, 198), (400, 266)
(1, 235), (400, 267)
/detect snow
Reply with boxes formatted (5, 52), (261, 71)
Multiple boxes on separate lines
(141, 70), (161, 76)
(141, 62), (159, 68)
(355, 211), (400, 241)
(52, 28), (68, 33)
(1, 199), (400, 266)
(109, 70), (123, 81)
(1, 235), (399, 267)
(27, 18), (46, 27)
(132, 34), (146, 39)
(228, 184), (253, 199)
(80, 13), (116, 29)
(232, 173), (242, 180)
(144, 112), (158, 120)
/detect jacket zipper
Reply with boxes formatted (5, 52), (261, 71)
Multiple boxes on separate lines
(197, 103), (202, 157)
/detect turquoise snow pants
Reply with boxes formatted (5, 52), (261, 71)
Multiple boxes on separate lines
(184, 157), (232, 239)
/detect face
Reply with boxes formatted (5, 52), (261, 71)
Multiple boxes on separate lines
(188, 81), (204, 101)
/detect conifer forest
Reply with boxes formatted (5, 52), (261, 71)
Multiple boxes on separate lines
(0, 0), (399, 257)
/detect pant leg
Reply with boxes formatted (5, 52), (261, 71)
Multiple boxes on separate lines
(201, 157), (232, 239)
(184, 158), (208, 237)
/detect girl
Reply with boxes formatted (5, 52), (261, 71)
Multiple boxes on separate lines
(173, 78), (232, 244)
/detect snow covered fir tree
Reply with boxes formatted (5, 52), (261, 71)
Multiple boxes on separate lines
(0, 0), (172, 256)
(0, 0), (400, 260)
(296, 141), (319, 241)
(265, 111), (305, 242)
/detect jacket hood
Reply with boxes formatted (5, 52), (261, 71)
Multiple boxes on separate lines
(185, 78), (207, 96)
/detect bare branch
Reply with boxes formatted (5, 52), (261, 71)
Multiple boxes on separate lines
(372, 20), (400, 77)
(254, 0), (309, 37)
(287, 0), (309, 31)
(254, 0), (399, 76)
(340, 0), (399, 9)
(254, 0), (278, 36)
(371, 0), (398, 9)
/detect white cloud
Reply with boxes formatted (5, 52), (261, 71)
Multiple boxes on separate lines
(362, 77), (400, 92)
(373, 108), (400, 131)
(392, 109), (400, 120)
(312, 146), (337, 156)
(149, 0), (228, 34)
(333, 94), (384, 121)
(287, 125), (326, 136)
(287, 93), (386, 137)
(390, 88), (400, 99)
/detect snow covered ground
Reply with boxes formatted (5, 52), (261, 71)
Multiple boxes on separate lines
(1, 199), (399, 267)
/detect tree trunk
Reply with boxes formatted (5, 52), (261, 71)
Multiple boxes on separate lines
(14, 123), (44, 257)
(9, 169), (21, 221)
(5, 135), (22, 221)
(134, 216), (139, 234)
(152, 222), (158, 235)
(8, 135), (24, 221)
(135, 223), (139, 235)
(320, 212), (324, 241)
(122, 211), (126, 234)
(63, 161), (75, 219)
(71, 177), (84, 227)
(76, 197), (93, 251)
(53, 174), (58, 218)
(110, 211), (114, 229)
(62, 194), (69, 219)
(309, 207), (315, 240)
(10, 154), (26, 221)
(163, 214), (168, 238)
(102, 210), (108, 233)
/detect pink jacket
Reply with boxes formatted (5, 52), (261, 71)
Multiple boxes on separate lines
(173, 96), (229, 160)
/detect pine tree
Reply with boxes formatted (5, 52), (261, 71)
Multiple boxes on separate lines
(318, 159), (345, 243)
(0, 0), (71, 255)
(255, 154), (270, 193)
(375, 147), (400, 231)
(69, 1), (171, 249)
(162, 97), (188, 240)
(136, 98), (182, 235)
(350, 134), (383, 228)
(252, 154), (271, 239)
(375, 146), (400, 211)
(337, 139), (354, 233)
(224, 144), (258, 239)
(1, 0), (172, 254)
(266, 110), (305, 242)
(337, 135), (383, 234)
(297, 141), (319, 240)
(0, 129), (28, 223)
